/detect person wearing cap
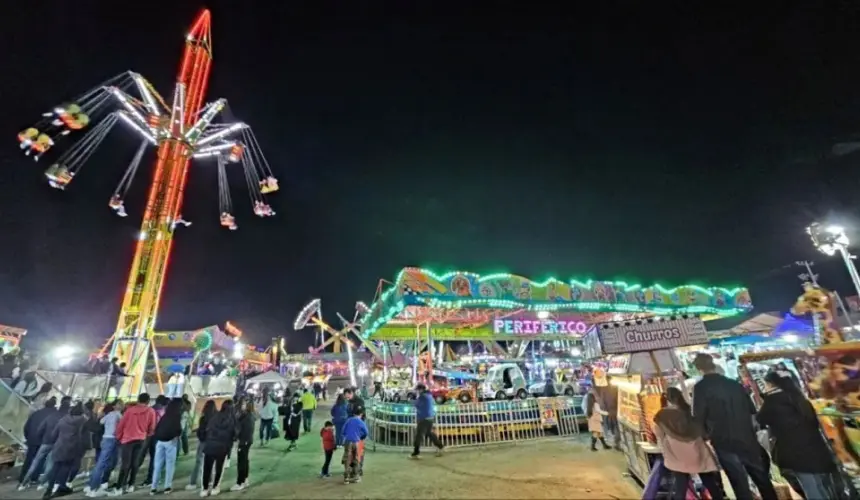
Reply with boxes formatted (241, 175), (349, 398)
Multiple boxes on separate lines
(692, 353), (777, 500)
(411, 383), (444, 459)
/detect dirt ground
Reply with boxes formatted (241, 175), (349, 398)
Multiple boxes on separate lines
(1, 409), (640, 499)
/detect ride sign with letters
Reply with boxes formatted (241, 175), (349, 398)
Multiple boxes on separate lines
(596, 316), (708, 354)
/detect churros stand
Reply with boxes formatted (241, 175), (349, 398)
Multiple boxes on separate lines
(583, 315), (709, 484)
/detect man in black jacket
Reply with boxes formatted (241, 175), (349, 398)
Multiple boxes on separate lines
(19, 396), (71, 489)
(692, 354), (777, 500)
(18, 397), (57, 486)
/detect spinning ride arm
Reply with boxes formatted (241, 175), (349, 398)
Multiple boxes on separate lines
(217, 155), (237, 230)
(43, 113), (119, 190)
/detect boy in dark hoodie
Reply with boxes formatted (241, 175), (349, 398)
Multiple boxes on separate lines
(150, 398), (184, 494)
(42, 402), (87, 499)
(19, 396), (70, 490)
(18, 397), (57, 487)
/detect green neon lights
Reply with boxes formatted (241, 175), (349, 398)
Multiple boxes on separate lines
(358, 267), (752, 339)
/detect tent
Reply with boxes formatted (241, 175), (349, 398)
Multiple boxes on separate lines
(244, 370), (289, 388)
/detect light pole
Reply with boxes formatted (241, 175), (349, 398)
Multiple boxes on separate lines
(807, 223), (860, 298)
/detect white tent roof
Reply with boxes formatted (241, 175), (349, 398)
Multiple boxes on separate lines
(708, 312), (784, 337)
(245, 371), (289, 388)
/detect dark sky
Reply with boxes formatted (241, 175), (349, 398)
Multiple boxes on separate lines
(3, 2), (860, 351)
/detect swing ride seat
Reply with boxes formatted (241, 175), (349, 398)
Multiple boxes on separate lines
(219, 213), (235, 227)
(259, 176), (279, 194)
(108, 196), (123, 210)
(31, 134), (54, 154)
(17, 128), (39, 146)
(227, 144), (244, 163)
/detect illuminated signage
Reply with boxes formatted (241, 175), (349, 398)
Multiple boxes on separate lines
(492, 319), (588, 336)
(597, 316), (707, 354)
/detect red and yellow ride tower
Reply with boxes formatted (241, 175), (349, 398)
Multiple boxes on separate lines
(111, 11), (213, 397)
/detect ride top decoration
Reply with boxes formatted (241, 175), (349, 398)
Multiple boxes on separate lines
(20, 10), (280, 397)
(360, 267), (753, 341)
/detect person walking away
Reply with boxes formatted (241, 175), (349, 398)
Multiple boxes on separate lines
(692, 353), (778, 500)
(258, 393), (278, 446)
(41, 402), (87, 499)
(186, 400), (216, 492)
(341, 410), (368, 483)
(231, 400), (255, 491)
(542, 377), (557, 397)
(757, 370), (848, 499)
(24, 396), (71, 491)
(300, 388), (317, 433)
(112, 393), (156, 495)
(200, 399), (237, 497)
(584, 386), (611, 451)
(283, 393), (303, 451)
(330, 394), (348, 446)
(597, 376), (621, 449)
(320, 421), (336, 478)
(150, 398), (183, 494)
(654, 387), (724, 500)
(18, 397), (57, 490)
(141, 395), (168, 486)
(85, 400), (123, 497)
(411, 384), (444, 458)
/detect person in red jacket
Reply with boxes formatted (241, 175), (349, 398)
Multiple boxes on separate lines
(319, 421), (336, 478)
(111, 393), (156, 495)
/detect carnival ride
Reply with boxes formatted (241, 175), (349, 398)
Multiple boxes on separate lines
(0, 325), (26, 353)
(355, 267), (752, 385)
(20, 10), (280, 397)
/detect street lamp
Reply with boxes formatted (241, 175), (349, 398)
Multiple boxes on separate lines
(807, 223), (860, 298)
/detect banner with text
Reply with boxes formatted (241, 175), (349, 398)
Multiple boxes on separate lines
(596, 317), (708, 354)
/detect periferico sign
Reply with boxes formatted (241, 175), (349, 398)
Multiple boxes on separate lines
(597, 316), (708, 354)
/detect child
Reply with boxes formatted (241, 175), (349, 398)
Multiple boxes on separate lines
(340, 411), (368, 484)
(320, 421), (336, 478)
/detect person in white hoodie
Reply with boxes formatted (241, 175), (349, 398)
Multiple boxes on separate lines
(258, 394), (278, 446)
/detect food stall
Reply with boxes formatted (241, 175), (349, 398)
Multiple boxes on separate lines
(583, 315), (708, 484)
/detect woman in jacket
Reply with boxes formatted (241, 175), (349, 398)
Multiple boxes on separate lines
(283, 393), (302, 451)
(757, 370), (844, 499)
(654, 387), (724, 500)
(232, 400), (255, 491)
(258, 393), (278, 446)
(200, 400), (236, 497)
(41, 402), (87, 499)
(150, 398), (184, 494)
(583, 386), (610, 451)
(330, 394), (348, 446)
(186, 400), (216, 492)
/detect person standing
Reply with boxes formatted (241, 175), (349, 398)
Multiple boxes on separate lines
(231, 400), (255, 491)
(330, 394), (348, 446)
(112, 393), (156, 495)
(23, 396), (71, 491)
(411, 384), (444, 458)
(692, 353), (777, 500)
(654, 387), (724, 500)
(150, 398), (184, 494)
(341, 410), (368, 483)
(41, 402), (87, 499)
(141, 395), (168, 486)
(283, 393), (302, 451)
(300, 388), (317, 433)
(343, 388), (365, 418)
(18, 397), (57, 489)
(597, 376), (620, 449)
(200, 400), (237, 497)
(185, 400), (216, 492)
(85, 400), (123, 497)
(584, 386), (611, 451)
(757, 370), (848, 499)
(319, 421), (336, 478)
(180, 395), (193, 456)
(258, 393), (278, 446)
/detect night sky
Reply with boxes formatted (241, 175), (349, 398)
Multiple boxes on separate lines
(3, 2), (860, 352)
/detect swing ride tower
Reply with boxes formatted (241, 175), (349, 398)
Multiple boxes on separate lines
(110, 11), (214, 397)
(16, 9), (279, 399)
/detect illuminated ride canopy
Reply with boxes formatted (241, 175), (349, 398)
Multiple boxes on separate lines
(359, 267), (753, 342)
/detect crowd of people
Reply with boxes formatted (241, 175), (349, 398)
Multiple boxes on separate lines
(648, 353), (850, 500)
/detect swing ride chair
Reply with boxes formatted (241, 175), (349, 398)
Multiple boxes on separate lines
(16, 72), (280, 228)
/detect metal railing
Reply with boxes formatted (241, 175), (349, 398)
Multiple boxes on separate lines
(366, 395), (585, 451)
(0, 379), (30, 447)
(35, 371), (112, 401)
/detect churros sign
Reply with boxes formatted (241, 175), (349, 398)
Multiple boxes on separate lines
(596, 316), (708, 354)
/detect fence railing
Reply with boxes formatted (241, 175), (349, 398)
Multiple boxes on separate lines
(366, 395), (586, 451)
